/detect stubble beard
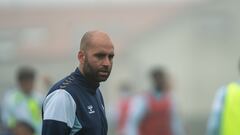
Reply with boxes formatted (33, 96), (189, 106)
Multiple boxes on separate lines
(83, 57), (111, 83)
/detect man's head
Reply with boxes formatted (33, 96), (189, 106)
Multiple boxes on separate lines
(17, 66), (36, 94)
(78, 30), (114, 83)
(150, 67), (171, 92)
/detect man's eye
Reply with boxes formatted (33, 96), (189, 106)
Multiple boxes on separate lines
(96, 54), (105, 58)
(109, 55), (114, 60)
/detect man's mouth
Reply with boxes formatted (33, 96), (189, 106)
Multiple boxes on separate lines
(98, 71), (109, 76)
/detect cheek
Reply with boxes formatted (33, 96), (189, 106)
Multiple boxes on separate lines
(89, 57), (101, 66)
(86, 58), (98, 69)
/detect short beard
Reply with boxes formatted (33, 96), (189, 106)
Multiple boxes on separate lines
(83, 58), (98, 83)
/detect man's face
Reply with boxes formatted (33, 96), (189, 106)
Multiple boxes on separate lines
(153, 75), (171, 92)
(81, 36), (114, 82)
(19, 79), (34, 94)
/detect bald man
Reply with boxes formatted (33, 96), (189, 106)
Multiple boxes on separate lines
(42, 31), (114, 135)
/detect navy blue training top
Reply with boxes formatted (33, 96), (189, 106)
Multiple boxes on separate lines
(42, 68), (108, 135)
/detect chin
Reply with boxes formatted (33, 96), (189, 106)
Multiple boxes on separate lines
(97, 77), (108, 82)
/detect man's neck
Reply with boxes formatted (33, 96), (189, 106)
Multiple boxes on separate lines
(77, 67), (99, 86)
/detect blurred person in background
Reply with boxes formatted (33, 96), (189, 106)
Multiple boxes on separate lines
(207, 59), (240, 135)
(1, 66), (42, 135)
(123, 67), (185, 135)
(107, 82), (134, 135)
(0, 119), (12, 135)
(12, 121), (35, 135)
(116, 82), (134, 135)
(42, 30), (114, 135)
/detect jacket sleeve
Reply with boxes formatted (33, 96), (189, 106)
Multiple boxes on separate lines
(42, 89), (78, 135)
(42, 120), (71, 135)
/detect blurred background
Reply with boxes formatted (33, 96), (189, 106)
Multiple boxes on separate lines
(0, 0), (240, 135)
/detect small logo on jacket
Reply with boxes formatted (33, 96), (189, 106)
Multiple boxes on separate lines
(87, 105), (95, 114)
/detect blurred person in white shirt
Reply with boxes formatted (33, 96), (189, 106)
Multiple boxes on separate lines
(1, 66), (42, 135)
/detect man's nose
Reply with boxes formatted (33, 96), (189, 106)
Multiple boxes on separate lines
(102, 57), (111, 66)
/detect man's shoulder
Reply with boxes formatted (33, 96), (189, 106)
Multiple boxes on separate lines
(43, 75), (78, 110)
(2, 88), (18, 104)
(3, 88), (17, 96)
(48, 75), (77, 95)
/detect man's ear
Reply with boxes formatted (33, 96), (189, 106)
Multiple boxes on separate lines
(78, 51), (85, 64)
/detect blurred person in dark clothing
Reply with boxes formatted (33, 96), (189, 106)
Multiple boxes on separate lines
(207, 59), (240, 135)
(42, 30), (114, 135)
(123, 67), (185, 135)
(1, 66), (42, 135)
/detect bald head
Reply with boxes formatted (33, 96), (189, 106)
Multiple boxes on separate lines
(80, 30), (112, 51)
